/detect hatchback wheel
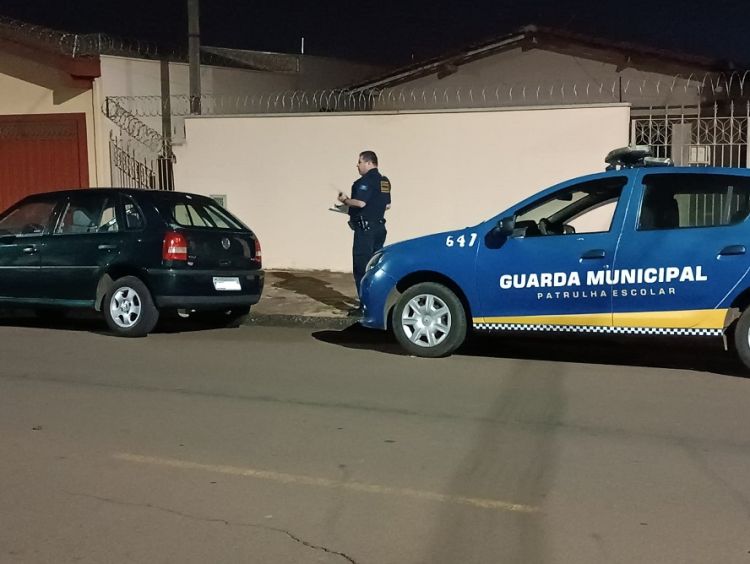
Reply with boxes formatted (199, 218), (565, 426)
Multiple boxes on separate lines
(104, 276), (159, 337)
(392, 282), (467, 358)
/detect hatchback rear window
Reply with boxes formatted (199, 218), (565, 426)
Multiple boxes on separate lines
(167, 200), (245, 230)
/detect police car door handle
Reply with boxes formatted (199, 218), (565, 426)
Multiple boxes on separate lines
(719, 245), (746, 256)
(580, 249), (606, 260)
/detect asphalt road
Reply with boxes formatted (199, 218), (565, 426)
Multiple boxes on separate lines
(1, 319), (750, 564)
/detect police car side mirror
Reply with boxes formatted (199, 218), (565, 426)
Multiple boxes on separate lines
(495, 216), (515, 236)
(485, 216), (515, 249)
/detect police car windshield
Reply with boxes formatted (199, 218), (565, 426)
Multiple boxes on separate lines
(517, 179), (625, 225)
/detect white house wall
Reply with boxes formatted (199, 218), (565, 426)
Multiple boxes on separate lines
(0, 50), (97, 185)
(373, 49), (703, 110)
(95, 55), (385, 186)
(172, 104), (630, 271)
(94, 55), (303, 185)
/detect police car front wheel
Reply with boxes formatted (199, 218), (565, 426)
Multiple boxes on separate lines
(392, 282), (467, 358)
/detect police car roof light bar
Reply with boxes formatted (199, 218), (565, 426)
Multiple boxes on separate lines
(604, 145), (674, 170)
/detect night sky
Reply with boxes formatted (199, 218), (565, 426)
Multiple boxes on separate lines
(1, 0), (748, 66)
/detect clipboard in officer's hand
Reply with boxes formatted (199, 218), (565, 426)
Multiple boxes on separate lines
(328, 203), (349, 214)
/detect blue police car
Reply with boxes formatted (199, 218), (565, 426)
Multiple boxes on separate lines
(359, 146), (750, 368)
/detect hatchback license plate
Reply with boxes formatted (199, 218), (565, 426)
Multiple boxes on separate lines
(213, 277), (241, 291)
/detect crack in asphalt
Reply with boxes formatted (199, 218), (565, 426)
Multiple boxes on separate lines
(65, 491), (358, 564)
(5, 370), (750, 453)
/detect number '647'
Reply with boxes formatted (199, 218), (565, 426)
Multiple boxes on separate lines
(445, 233), (477, 248)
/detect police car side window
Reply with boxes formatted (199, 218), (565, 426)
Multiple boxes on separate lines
(639, 174), (750, 231)
(515, 177), (626, 237)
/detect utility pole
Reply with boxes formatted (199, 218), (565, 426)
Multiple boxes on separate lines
(159, 58), (175, 190)
(188, 0), (201, 115)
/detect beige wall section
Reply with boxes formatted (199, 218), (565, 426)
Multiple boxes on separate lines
(173, 104), (630, 272)
(373, 49), (703, 109)
(0, 50), (97, 186)
(94, 54), (383, 186)
(95, 55), (305, 185)
(99, 55), (299, 98)
(297, 56), (385, 89)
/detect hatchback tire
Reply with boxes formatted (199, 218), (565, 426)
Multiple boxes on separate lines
(104, 276), (159, 337)
(392, 282), (467, 358)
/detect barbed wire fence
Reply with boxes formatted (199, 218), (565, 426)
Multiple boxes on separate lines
(106, 72), (750, 120)
(102, 72), (750, 181)
(0, 15), (284, 66)
(0, 15), (165, 59)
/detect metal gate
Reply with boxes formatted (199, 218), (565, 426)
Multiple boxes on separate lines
(108, 132), (174, 190)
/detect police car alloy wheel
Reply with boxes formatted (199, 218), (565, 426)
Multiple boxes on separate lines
(392, 282), (467, 358)
(104, 276), (159, 337)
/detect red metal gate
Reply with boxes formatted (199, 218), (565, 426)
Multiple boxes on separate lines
(0, 113), (89, 211)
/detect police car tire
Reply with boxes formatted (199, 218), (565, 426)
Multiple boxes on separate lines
(392, 282), (467, 358)
(733, 307), (750, 370)
(104, 276), (159, 338)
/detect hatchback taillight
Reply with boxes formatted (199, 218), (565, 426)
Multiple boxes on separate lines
(163, 231), (188, 261)
(254, 237), (262, 267)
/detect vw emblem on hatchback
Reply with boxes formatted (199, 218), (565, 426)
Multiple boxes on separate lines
(221, 237), (231, 250)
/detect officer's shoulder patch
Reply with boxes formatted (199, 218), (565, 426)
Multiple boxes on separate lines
(358, 183), (369, 191)
(380, 179), (391, 193)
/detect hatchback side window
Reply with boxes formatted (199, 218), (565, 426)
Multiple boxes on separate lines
(514, 177), (626, 237)
(0, 199), (57, 236)
(122, 196), (145, 231)
(55, 195), (119, 235)
(639, 174), (750, 230)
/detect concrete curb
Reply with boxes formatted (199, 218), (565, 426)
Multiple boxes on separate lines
(244, 313), (359, 330)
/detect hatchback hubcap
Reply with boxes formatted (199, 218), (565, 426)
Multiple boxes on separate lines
(110, 287), (142, 328)
(401, 294), (451, 348)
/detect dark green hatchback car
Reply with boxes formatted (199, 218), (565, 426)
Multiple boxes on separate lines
(0, 188), (264, 336)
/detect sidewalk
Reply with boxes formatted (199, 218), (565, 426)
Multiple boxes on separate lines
(247, 270), (361, 329)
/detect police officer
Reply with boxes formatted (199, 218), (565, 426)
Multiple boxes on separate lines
(338, 150), (391, 316)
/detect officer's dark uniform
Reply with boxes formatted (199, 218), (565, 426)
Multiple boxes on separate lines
(348, 168), (391, 295)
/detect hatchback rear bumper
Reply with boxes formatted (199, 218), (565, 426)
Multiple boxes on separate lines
(146, 268), (264, 309)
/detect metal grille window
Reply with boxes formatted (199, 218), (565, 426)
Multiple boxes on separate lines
(639, 174), (750, 230)
(631, 102), (750, 168)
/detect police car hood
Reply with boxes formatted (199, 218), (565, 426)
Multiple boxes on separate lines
(379, 226), (482, 275)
